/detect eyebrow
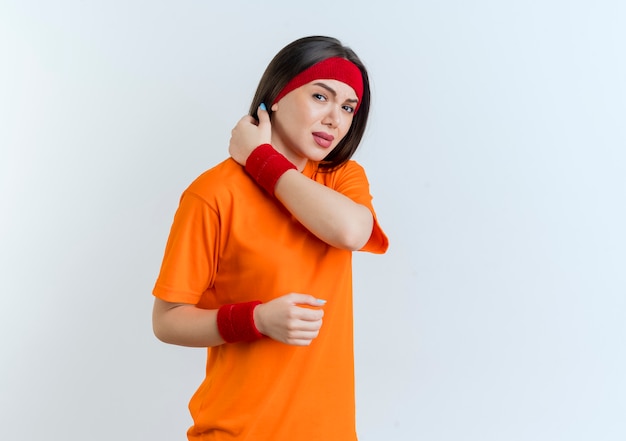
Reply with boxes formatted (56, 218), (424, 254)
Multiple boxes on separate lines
(312, 82), (359, 104)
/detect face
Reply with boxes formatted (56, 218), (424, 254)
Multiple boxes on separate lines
(270, 79), (358, 168)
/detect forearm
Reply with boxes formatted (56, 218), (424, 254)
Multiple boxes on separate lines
(274, 169), (374, 250)
(153, 295), (325, 347)
(152, 298), (225, 347)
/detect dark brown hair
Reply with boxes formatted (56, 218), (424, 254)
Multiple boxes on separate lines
(248, 36), (371, 170)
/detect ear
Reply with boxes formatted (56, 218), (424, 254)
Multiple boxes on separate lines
(271, 103), (279, 112)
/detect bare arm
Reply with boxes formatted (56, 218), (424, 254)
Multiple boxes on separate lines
(152, 298), (223, 347)
(274, 170), (373, 250)
(229, 107), (373, 250)
(152, 294), (325, 347)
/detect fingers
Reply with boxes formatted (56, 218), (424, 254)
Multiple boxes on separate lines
(275, 301), (323, 330)
(285, 294), (325, 322)
(278, 296), (324, 346)
(254, 293), (327, 346)
(257, 102), (270, 126)
(256, 103), (272, 144)
(287, 293), (327, 309)
(228, 113), (265, 165)
(295, 306), (324, 322)
(280, 318), (322, 346)
(232, 115), (256, 130)
(284, 331), (321, 347)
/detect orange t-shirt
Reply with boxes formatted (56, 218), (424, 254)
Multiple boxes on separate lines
(154, 158), (388, 441)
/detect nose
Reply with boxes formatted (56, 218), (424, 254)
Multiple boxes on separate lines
(322, 106), (340, 128)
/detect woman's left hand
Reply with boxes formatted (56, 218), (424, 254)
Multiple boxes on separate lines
(228, 105), (272, 166)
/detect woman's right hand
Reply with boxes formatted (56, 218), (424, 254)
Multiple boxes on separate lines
(228, 104), (273, 166)
(253, 293), (326, 346)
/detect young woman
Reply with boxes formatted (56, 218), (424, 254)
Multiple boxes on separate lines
(152, 36), (388, 440)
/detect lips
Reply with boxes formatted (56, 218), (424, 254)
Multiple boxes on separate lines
(312, 132), (335, 148)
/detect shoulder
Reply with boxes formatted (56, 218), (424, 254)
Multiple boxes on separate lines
(310, 160), (370, 189)
(188, 158), (244, 189)
(329, 159), (366, 176)
(184, 158), (249, 202)
(336, 160), (367, 178)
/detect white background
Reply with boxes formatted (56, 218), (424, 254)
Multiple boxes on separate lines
(1, 1), (625, 440)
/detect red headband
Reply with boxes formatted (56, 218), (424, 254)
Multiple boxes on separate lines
(272, 57), (364, 112)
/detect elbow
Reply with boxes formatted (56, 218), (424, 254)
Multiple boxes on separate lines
(153, 320), (180, 345)
(340, 230), (371, 251)
(336, 214), (374, 251)
(152, 316), (169, 344)
(152, 303), (175, 344)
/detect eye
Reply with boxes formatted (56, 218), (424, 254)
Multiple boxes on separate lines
(342, 105), (355, 114)
(313, 93), (327, 101)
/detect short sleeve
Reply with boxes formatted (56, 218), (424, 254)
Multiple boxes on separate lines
(328, 161), (389, 254)
(152, 191), (220, 304)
